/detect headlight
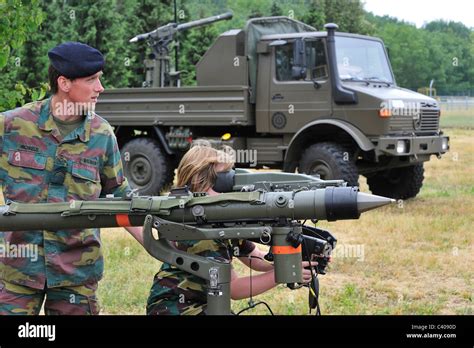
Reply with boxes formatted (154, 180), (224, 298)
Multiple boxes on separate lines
(396, 140), (407, 154)
(441, 138), (449, 151)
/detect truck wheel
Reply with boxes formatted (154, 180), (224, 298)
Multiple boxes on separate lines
(299, 142), (359, 187)
(121, 138), (170, 195)
(366, 163), (424, 200)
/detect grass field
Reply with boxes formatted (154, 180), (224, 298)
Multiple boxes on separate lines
(1, 113), (472, 315)
(440, 109), (474, 129)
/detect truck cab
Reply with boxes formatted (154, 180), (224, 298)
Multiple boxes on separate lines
(193, 17), (449, 199)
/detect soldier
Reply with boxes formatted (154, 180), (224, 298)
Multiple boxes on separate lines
(0, 42), (143, 315)
(146, 143), (316, 315)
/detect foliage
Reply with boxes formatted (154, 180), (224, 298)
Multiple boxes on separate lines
(366, 13), (473, 95)
(0, 0), (44, 68)
(0, 0), (45, 110)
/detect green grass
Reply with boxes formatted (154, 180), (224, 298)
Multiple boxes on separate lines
(98, 229), (161, 314)
(439, 109), (474, 129)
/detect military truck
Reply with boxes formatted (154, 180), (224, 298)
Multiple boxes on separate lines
(96, 15), (450, 199)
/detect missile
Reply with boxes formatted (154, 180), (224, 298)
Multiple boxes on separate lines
(0, 187), (394, 232)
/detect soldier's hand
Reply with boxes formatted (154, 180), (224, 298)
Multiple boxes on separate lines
(301, 261), (318, 283)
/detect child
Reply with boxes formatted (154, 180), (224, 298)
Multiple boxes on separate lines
(146, 143), (314, 315)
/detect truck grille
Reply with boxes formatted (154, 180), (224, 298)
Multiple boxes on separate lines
(388, 104), (440, 134)
(419, 108), (440, 132)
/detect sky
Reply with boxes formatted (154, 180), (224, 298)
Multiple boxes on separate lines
(362, 0), (474, 29)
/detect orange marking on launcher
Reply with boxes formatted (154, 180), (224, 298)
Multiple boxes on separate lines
(116, 214), (132, 227)
(272, 245), (302, 255)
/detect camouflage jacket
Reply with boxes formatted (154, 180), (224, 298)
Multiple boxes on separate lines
(0, 98), (130, 289)
(147, 238), (255, 315)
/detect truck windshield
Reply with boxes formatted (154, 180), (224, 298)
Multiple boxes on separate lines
(335, 36), (393, 84)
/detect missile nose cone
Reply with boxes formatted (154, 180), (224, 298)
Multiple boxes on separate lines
(357, 192), (395, 213)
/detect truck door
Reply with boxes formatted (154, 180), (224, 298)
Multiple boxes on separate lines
(267, 39), (332, 133)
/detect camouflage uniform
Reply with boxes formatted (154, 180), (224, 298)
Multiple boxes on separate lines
(147, 238), (255, 315)
(0, 97), (130, 314)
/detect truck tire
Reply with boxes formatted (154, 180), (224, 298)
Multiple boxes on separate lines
(299, 142), (359, 187)
(121, 138), (170, 195)
(366, 163), (424, 200)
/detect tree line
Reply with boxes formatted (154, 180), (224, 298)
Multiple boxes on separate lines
(1, 0), (472, 111)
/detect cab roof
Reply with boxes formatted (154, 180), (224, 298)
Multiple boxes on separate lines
(260, 31), (384, 43)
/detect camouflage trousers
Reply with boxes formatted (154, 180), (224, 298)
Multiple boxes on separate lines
(0, 280), (100, 315)
(146, 271), (206, 315)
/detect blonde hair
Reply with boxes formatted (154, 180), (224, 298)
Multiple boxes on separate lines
(177, 141), (234, 192)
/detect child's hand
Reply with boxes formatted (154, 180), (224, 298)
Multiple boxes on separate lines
(301, 261), (318, 283)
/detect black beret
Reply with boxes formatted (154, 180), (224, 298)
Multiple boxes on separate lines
(48, 42), (104, 79)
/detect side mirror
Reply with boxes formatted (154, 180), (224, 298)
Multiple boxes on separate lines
(292, 39), (307, 79)
(293, 39), (305, 65)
